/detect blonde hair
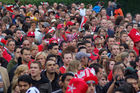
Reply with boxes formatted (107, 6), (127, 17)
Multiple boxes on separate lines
(12, 64), (28, 85)
(11, 79), (18, 93)
(67, 60), (81, 73)
(35, 52), (46, 60)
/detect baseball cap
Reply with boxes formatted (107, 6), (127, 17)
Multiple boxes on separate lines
(27, 32), (35, 37)
(75, 52), (91, 60)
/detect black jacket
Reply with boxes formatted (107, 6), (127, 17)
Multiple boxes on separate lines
(41, 71), (60, 92)
(30, 74), (52, 93)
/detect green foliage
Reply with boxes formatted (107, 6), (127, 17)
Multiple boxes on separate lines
(0, 0), (140, 16)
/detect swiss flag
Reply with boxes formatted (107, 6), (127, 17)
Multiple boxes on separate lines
(6, 5), (14, 13)
(128, 28), (140, 43)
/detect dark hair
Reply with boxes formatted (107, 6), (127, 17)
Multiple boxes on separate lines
(77, 42), (85, 48)
(14, 46), (22, 52)
(98, 48), (107, 56)
(33, 10), (39, 15)
(113, 82), (136, 93)
(5, 35), (14, 40)
(14, 28), (21, 33)
(48, 43), (58, 50)
(61, 73), (74, 82)
(18, 75), (32, 85)
(124, 67), (138, 80)
(46, 54), (57, 61)
(89, 63), (103, 74)
(60, 41), (67, 49)
(21, 47), (30, 54)
(3, 29), (13, 36)
(78, 46), (87, 52)
(7, 40), (15, 46)
(120, 43), (129, 50)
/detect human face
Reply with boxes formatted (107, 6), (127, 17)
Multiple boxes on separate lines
(62, 43), (68, 50)
(129, 41), (134, 49)
(36, 54), (46, 67)
(86, 81), (96, 93)
(22, 50), (31, 63)
(101, 20), (107, 28)
(14, 48), (21, 59)
(7, 41), (15, 53)
(96, 68), (103, 79)
(30, 63), (41, 77)
(70, 39), (77, 47)
(109, 61), (115, 70)
(63, 76), (73, 89)
(126, 78), (139, 92)
(22, 40), (30, 48)
(27, 36), (35, 43)
(121, 34), (128, 43)
(14, 85), (20, 93)
(101, 51), (107, 57)
(31, 48), (38, 58)
(15, 30), (22, 39)
(129, 53), (136, 61)
(99, 76), (107, 87)
(111, 45), (120, 56)
(107, 38), (115, 47)
(51, 45), (59, 55)
(26, 18), (31, 23)
(63, 53), (73, 66)
(85, 43), (92, 53)
(18, 81), (31, 93)
(46, 60), (56, 74)
(113, 69), (124, 79)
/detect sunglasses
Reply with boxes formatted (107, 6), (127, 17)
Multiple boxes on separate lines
(86, 81), (95, 84)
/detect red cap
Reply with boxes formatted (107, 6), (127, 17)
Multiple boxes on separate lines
(27, 32), (35, 37)
(66, 78), (88, 93)
(84, 74), (98, 85)
(128, 28), (140, 43)
(66, 21), (74, 27)
(57, 24), (64, 30)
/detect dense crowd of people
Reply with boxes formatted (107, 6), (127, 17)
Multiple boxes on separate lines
(0, 0), (140, 93)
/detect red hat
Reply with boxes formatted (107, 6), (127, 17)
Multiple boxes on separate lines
(57, 24), (64, 30)
(128, 28), (140, 43)
(66, 21), (74, 27)
(84, 74), (98, 85)
(66, 78), (88, 93)
(49, 38), (58, 44)
(27, 32), (35, 37)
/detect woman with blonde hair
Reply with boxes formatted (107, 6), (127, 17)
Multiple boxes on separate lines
(11, 64), (29, 93)
(12, 64), (29, 82)
(35, 52), (47, 70)
(66, 60), (81, 74)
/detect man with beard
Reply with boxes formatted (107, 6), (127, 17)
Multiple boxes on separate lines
(18, 74), (40, 93)
(42, 59), (60, 92)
